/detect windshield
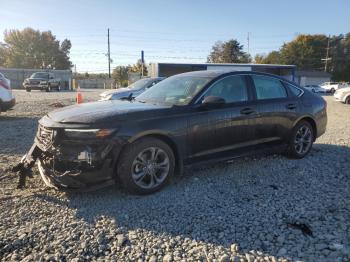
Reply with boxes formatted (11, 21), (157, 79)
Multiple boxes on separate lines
(136, 75), (212, 106)
(129, 79), (153, 91)
(31, 72), (49, 79)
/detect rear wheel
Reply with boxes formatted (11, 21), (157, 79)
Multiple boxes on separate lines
(286, 121), (314, 159)
(117, 137), (175, 194)
(25, 88), (31, 92)
(330, 88), (335, 94)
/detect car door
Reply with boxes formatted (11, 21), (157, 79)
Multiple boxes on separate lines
(187, 74), (258, 158)
(249, 74), (300, 143)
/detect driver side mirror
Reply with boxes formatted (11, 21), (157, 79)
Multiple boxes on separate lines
(201, 96), (225, 108)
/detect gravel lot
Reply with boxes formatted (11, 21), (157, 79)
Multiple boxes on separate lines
(1, 90), (350, 262)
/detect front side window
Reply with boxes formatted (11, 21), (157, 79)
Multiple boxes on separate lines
(252, 75), (287, 100)
(203, 75), (248, 103)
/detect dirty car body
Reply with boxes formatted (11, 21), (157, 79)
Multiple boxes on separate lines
(17, 71), (327, 192)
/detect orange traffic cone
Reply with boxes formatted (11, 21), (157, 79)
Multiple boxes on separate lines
(76, 85), (83, 104)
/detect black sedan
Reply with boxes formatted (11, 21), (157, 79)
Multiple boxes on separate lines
(16, 70), (327, 194)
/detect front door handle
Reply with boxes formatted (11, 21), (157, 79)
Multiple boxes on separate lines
(286, 103), (297, 110)
(240, 108), (255, 115)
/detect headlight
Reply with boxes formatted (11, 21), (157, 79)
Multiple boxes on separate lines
(64, 128), (116, 139)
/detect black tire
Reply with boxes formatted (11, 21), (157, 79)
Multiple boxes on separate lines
(57, 82), (61, 91)
(46, 84), (51, 92)
(286, 120), (314, 159)
(117, 137), (175, 194)
(26, 88), (31, 92)
(345, 96), (350, 105)
(330, 88), (335, 94)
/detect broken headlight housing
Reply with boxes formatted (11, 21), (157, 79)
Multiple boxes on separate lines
(64, 128), (116, 139)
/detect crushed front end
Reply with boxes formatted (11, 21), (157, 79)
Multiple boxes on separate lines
(14, 119), (124, 191)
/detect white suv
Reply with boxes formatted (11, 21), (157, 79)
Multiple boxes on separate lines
(0, 72), (16, 112)
(320, 82), (347, 93)
(334, 86), (350, 104)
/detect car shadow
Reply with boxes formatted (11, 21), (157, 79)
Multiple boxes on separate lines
(32, 143), (350, 259)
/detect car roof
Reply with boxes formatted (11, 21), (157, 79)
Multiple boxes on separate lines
(173, 70), (289, 80)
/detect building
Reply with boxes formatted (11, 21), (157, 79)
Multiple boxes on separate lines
(0, 68), (72, 89)
(149, 63), (297, 81)
(295, 70), (331, 87)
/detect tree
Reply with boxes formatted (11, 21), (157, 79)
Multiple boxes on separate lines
(129, 59), (148, 76)
(254, 33), (350, 81)
(207, 39), (251, 63)
(279, 34), (328, 70)
(255, 51), (282, 64)
(330, 33), (350, 81)
(0, 28), (72, 69)
(112, 66), (130, 87)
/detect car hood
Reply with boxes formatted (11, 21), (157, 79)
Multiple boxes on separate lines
(100, 88), (130, 97)
(44, 100), (170, 127)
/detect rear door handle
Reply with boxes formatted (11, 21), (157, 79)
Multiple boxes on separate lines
(286, 103), (297, 110)
(240, 108), (255, 115)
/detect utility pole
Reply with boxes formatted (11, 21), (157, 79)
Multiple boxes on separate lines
(108, 28), (111, 78)
(322, 35), (331, 72)
(247, 32), (250, 57)
(141, 50), (144, 77)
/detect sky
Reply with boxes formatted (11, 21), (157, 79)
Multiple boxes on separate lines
(0, 0), (349, 73)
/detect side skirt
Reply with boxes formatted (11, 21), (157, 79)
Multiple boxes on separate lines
(183, 142), (287, 169)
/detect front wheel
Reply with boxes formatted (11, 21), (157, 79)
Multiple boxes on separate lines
(286, 121), (314, 159)
(330, 88), (335, 94)
(345, 96), (350, 105)
(117, 138), (175, 194)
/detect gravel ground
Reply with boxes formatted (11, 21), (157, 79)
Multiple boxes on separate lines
(1, 90), (350, 262)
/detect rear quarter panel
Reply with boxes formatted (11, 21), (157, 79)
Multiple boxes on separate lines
(299, 91), (327, 138)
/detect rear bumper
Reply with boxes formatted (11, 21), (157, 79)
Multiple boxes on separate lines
(316, 110), (327, 138)
(1, 98), (16, 111)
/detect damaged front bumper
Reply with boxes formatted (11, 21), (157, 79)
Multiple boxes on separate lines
(13, 124), (124, 191)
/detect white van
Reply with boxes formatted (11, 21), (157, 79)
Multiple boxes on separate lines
(0, 72), (15, 112)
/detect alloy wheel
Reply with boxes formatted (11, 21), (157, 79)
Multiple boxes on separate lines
(131, 147), (170, 189)
(294, 125), (313, 155)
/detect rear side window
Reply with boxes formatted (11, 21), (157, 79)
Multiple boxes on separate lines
(252, 75), (287, 100)
(284, 82), (303, 97)
(204, 75), (248, 103)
